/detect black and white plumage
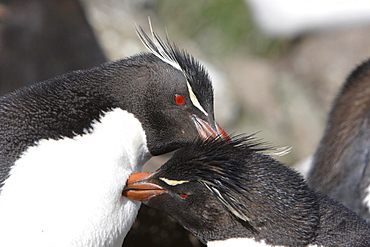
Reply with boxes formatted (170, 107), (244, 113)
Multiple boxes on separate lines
(0, 27), (227, 247)
(308, 59), (370, 221)
(124, 137), (370, 246)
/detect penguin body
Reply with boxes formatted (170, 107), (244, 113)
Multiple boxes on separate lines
(308, 59), (370, 220)
(0, 109), (145, 246)
(0, 29), (227, 246)
(124, 138), (370, 246)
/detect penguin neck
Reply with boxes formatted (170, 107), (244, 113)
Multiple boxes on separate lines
(0, 70), (113, 162)
(0, 108), (151, 247)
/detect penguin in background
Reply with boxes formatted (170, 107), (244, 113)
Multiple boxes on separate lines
(0, 27), (228, 247)
(308, 59), (370, 221)
(124, 137), (370, 246)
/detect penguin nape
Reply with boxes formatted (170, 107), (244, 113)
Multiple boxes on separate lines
(308, 58), (370, 221)
(124, 137), (370, 247)
(0, 27), (228, 247)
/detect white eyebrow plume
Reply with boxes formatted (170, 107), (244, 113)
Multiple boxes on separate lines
(135, 22), (208, 116)
(201, 180), (251, 222)
(187, 81), (208, 116)
(159, 177), (189, 186)
(135, 21), (182, 72)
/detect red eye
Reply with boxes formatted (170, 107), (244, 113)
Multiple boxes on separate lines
(179, 193), (188, 198)
(174, 94), (185, 105)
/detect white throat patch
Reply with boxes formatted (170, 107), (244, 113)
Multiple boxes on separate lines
(0, 108), (150, 247)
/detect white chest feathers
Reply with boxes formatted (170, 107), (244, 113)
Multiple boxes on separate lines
(0, 108), (150, 247)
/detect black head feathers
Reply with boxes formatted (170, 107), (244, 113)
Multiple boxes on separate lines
(155, 135), (310, 224)
(136, 26), (214, 115)
(125, 136), (370, 245)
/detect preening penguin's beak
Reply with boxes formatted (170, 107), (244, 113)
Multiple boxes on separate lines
(123, 172), (165, 201)
(192, 115), (230, 141)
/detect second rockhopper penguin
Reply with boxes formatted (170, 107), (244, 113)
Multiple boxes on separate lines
(124, 137), (370, 246)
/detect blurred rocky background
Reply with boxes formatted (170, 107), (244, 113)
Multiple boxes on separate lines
(2, 0), (370, 246)
(78, 0), (370, 171)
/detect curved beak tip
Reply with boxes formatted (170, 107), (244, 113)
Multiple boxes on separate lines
(193, 116), (230, 141)
(122, 188), (165, 201)
(123, 172), (165, 201)
(215, 121), (230, 141)
(126, 172), (153, 185)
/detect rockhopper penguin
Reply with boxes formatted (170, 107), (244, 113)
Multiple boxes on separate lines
(124, 137), (370, 246)
(308, 59), (370, 221)
(0, 27), (228, 247)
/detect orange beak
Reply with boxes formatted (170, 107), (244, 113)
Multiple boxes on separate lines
(192, 116), (230, 141)
(122, 172), (165, 201)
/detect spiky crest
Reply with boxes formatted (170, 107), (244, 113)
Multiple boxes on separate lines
(135, 24), (211, 116)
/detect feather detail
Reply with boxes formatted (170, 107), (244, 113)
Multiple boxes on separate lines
(135, 23), (182, 71)
(135, 22), (209, 116)
(201, 180), (251, 222)
(262, 146), (292, 157)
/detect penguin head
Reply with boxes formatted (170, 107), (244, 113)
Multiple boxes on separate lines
(123, 137), (319, 245)
(123, 138), (262, 243)
(105, 28), (228, 156)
